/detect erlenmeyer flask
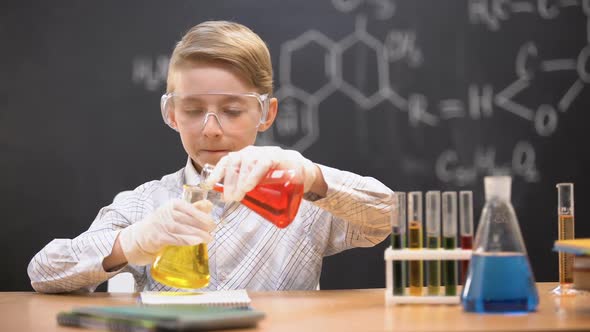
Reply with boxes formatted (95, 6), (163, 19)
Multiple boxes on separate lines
(201, 164), (304, 228)
(150, 185), (212, 289)
(461, 176), (539, 313)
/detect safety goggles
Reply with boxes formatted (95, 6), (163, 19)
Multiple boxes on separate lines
(160, 92), (270, 133)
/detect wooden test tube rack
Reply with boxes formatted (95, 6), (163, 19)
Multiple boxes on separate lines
(384, 247), (473, 305)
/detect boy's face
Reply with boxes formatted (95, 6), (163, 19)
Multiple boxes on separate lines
(169, 61), (277, 171)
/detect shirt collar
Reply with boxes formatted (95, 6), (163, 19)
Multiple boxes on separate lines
(184, 157), (202, 185)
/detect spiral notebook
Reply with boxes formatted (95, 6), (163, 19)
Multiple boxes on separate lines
(140, 289), (251, 308)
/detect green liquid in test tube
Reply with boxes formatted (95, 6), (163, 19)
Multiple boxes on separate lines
(426, 191), (441, 296)
(390, 192), (407, 295)
(442, 192), (458, 296)
(408, 191), (423, 296)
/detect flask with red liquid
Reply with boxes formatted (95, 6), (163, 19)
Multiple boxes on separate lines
(201, 163), (304, 228)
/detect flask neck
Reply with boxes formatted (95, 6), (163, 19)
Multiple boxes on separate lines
(484, 176), (512, 202)
(199, 163), (216, 190)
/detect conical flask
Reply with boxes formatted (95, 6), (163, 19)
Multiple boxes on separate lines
(461, 176), (539, 313)
(201, 163), (304, 228)
(150, 185), (212, 289)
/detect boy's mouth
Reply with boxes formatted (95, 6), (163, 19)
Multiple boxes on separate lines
(202, 149), (230, 156)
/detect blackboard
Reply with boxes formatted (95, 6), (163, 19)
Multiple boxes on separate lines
(1, 0), (589, 291)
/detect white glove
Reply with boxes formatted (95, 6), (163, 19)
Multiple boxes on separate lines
(203, 145), (318, 202)
(118, 199), (215, 266)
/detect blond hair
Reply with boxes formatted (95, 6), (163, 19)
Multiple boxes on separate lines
(167, 21), (273, 95)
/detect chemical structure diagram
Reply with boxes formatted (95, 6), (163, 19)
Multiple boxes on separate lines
(259, 0), (589, 186)
(131, 0), (589, 186)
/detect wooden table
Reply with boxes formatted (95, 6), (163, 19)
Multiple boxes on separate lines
(1, 283), (589, 331)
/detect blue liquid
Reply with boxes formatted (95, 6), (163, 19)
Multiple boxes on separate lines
(461, 253), (538, 313)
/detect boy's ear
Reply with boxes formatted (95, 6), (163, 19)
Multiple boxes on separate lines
(257, 97), (278, 132)
(167, 110), (179, 131)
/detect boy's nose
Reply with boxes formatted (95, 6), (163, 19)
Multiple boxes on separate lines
(201, 113), (223, 136)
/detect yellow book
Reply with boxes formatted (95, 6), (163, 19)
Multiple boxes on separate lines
(554, 238), (590, 255)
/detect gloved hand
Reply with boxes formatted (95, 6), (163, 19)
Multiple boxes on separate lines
(203, 145), (318, 202)
(118, 199), (215, 266)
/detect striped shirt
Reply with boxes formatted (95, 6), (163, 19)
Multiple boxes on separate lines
(27, 159), (393, 293)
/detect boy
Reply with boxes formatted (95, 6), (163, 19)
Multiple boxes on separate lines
(28, 21), (394, 293)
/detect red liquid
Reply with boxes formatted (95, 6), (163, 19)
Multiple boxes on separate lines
(460, 235), (473, 285)
(213, 169), (304, 228)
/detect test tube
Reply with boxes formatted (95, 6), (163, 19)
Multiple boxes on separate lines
(390, 192), (407, 295)
(557, 183), (575, 289)
(459, 191), (473, 285)
(408, 191), (423, 296)
(442, 192), (458, 296)
(426, 191), (441, 296)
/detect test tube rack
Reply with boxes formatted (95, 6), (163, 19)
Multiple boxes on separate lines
(384, 247), (472, 305)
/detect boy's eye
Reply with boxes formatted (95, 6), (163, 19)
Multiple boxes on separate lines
(223, 108), (245, 117)
(184, 108), (206, 115)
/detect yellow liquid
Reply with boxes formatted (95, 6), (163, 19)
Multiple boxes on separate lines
(151, 243), (210, 289)
(408, 221), (423, 296)
(558, 215), (575, 284)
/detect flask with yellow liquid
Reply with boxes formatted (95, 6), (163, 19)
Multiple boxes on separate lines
(150, 185), (212, 289)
